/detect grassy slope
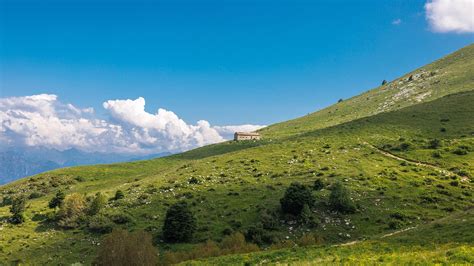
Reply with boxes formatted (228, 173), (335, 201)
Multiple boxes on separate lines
(0, 45), (473, 264)
(187, 209), (474, 265)
(261, 43), (474, 139)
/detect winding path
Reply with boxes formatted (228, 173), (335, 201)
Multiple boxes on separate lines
(362, 141), (467, 181)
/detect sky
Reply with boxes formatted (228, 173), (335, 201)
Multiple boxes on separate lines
(0, 0), (473, 154)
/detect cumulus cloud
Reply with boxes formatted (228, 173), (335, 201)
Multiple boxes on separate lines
(0, 94), (265, 154)
(425, 0), (474, 33)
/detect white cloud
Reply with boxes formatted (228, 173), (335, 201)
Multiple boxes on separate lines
(0, 94), (265, 154)
(425, 0), (474, 33)
(392, 18), (402, 25)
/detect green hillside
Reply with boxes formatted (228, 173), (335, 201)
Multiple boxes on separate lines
(187, 208), (474, 265)
(0, 45), (473, 265)
(262, 44), (474, 139)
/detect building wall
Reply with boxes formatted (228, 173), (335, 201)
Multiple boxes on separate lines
(234, 134), (261, 141)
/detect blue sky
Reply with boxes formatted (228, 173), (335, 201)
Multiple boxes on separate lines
(1, 0), (473, 127)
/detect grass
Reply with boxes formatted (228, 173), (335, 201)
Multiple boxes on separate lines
(186, 209), (474, 265)
(0, 44), (473, 265)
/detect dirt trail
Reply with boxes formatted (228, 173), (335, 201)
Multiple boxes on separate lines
(332, 227), (417, 248)
(362, 141), (467, 181)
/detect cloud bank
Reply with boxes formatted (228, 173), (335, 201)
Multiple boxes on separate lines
(0, 94), (265, 154)
(425, 0), (474, 33)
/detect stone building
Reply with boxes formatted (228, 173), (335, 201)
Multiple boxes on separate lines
(234, 132), (261, 141)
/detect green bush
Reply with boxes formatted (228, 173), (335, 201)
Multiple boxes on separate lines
(245, 225), (275, 245)
(259, 208), (279, 230)
(313, 178), (325, 190)
(48, 190), (65, 209)
(28, 192), (43, 199)
(88, 214), (114, 234)
(329, 182), (356, 213)
(280, 182), (314, 216)
(110, 213), (134, 224)
(428, 139), (441, 149)
(452, 146), (469, 155)
(114, 190), (125, 200)
(300, 204), (318, 228)
(57, 193), (87, 228)
(0, 196), (13, 207)
(188, 177), (200, 184)
(399, 142), (410, 151)
(88, 192), (107, 216)
(10, 196), (27, 224)
(432, 151), (442, 158)
(162, 201), (197, 243)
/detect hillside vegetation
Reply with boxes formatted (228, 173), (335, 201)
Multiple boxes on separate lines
(0, 44), (473, 265)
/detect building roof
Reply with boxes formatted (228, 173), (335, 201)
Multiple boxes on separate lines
(235, 132), (260, 136)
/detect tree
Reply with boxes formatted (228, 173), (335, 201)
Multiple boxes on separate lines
(95, 229), (157, 266)
(329, 182), (356, 213)
(88, 192), (107, 216)
(114, 190), (125, 200)
(280, 182), (314, 216)
(382, 80), (388, 85)
(48, 190), (65, 209)
(162, 201), (197, 243)
(10, 196), (27, 224)
(338, 98), (344, 103)
(57, 193), (87, 228)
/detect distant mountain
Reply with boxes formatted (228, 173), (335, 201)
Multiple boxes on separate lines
(0, 147), (171, 185)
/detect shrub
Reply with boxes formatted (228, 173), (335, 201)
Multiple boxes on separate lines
(300, 204), (318, 228)
(162, 201), (197, 243)
(381, 80), (388, 85)
(399, 142), (410, 151)
(221, 232), (259, 253)
(95, 229), (157, 266)
(88, 214), (113, 234)
(48, 190), (65, 209)
(57, 193), (87, 228)
(88, 192), (107, 216)
(450, 180), (459, 187)
(388, 219), (402, 230)
(259, 208), (279, 230)
(188, 177), (200, 184)
(245, 225), (275, 245)
(114, 190), (125, 200)
(0, 196), (13, 207)
(280, 182), (314, 216)
(222, 228), (233, 235)
(10, 196), (27, 224)
(329, 182), (356, 213)
(313, 178), (325, 190)
(452, 146), (469, 155)
(111, 213), (133, 224)
(432, 151), (442, 158)
(428, 139), (441, 149)
(28, 192), (43, 199)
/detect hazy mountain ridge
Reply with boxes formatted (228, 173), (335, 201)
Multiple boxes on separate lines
(0, 147), (171, 184)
